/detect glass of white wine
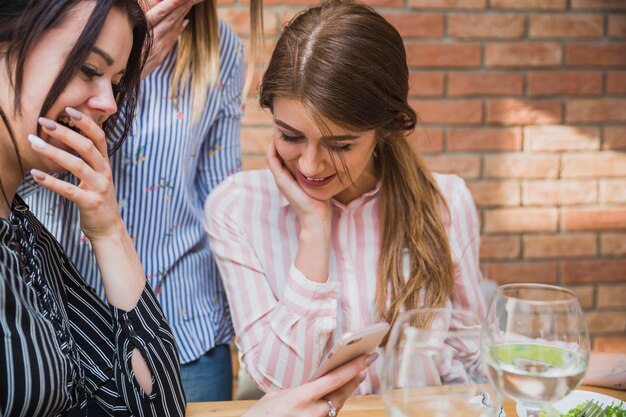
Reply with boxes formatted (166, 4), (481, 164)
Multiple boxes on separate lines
(482, 283), (590, 417)
(382, 308), (501, 417)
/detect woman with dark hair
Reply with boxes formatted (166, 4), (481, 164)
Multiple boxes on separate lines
(0, 0), (186, 415)
(206, 0), (486, 395)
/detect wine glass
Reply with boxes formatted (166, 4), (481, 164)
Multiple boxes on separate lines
(482, 283), (590, 417)
(382, 308), (501, 417)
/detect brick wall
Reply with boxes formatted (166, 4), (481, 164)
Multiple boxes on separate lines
(217, 0), (626, 344)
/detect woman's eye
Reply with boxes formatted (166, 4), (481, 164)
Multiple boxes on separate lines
(279, 132), (303, 143)
(80, 65), (103, 80)
(329, 143), (353, 152)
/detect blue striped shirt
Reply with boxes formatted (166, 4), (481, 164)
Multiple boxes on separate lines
(23, 21), (243, 364)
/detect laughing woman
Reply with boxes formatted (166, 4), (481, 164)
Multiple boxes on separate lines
(206, 0), (486, 395)
(0, 1), (186, 415)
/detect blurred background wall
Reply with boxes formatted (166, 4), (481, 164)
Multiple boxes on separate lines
(217, 0), (626, 347)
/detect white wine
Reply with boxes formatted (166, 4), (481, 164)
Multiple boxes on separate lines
(486, 342), (587, 410)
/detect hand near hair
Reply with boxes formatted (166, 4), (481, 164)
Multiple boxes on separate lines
(142, 0), (198, 78)
(266, 138), (332, 283)
(243, 353), (377, 417)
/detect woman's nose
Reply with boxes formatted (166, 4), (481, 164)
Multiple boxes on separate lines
(88, 83), (118, 120)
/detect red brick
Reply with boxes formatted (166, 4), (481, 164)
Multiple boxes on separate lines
(562, 153), (626, 178)
(487, 99), (562, 125)
(604, 126), (626, 150)
(480, 236), (521, 260)
(601, 233), (626, 256)
(410, 99), (482, 124)
(407, 128), (444, 153)
(242, 0), (316, 5)
(484, 208), (558, 233)
(568, 44), (626, 67)
(564, 208), (626, 231)
(242, 156), (267, 170)
(467, 181), (521, 206)
(383, 13), (444, 38)
(608, 15), (626, 38)
(606, 72), (626, 95)
(484, 155), (559, 179)
(448, 72), (523, 96)
(585, 311), (626, 334)
(406, 43), (481, 67)
(568, 285), (595, 309)
(241, 127), (272, 153)
(448, 127), (522, 152)
(423, 155), (481, 179)
(523, 125), (600, 152)
(564, 259), (626, 284)
(527, 71), (603, 96)
(449, 14), (525, 39)
(218, 9), (279, 36)
(598, 284), (626, 308)
(529, 14), (603, 39)
(522, 180), (598, 206)
(241, 98), (273, 125)
(483, 262), (558, 284)
(600, 179), (626, 204)
(568, 99), (626, 123)
(409, 72), (445, 97)
(593, 336), (626, 352)
(486, 43), (562, 67)
(491, 0), (566, 9)
(408, 0), (486, 8)
(217, 0), (235, 5)
(524, 234), (597, 258)
(572, 0), (626, 10)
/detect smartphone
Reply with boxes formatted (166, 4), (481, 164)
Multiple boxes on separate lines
(310, 322), (390, 381)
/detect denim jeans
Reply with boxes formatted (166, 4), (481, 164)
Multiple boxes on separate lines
(181, 344), (233, 402)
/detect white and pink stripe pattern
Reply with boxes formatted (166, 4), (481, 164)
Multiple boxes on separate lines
(205, 169), (486, 394)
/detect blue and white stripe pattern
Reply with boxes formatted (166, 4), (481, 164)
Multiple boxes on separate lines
(24, 21), (243, 364)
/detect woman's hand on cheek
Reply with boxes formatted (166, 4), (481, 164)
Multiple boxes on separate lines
(29, 108), (122, 241)
(265, 137), (331, 229)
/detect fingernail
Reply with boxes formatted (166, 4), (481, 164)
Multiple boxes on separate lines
(182, 19), (189, 28)
(359, 372), (367, 382)
(31, 169), (46, 181)
(38, 117), (57, 130)
(28, 134), (47, 149)
(365, 352), (379, 366)
(65, 107), (82, 120)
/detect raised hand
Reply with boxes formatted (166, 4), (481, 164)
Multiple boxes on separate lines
(30, 108), (122, 241)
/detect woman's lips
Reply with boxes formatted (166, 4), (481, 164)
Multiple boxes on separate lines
(297, 170), (336, 187)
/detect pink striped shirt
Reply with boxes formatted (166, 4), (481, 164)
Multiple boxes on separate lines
(205, 169), (486, 394)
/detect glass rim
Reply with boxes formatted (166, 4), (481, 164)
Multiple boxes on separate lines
(495, 283), (578, 305)
(395, 307), (482, 336)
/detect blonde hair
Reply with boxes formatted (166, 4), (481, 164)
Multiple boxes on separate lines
(260, 0), (455, 332)
(171, 0), (264, 124)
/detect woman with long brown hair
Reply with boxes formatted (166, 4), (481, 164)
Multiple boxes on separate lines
(206, 0), (486, 395)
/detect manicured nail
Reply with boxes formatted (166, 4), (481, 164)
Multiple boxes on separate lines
(28, 134), (47, 149)
(365, 352), (379, 366)
(65, 107), (82, 120)
(182, 19), (189, 28)
(38, 117), (57, 130)
(31, 169), (46, 181)
(359, 372), (367, 382)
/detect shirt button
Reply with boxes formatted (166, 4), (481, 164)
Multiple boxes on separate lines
(129, 330), (137, 337)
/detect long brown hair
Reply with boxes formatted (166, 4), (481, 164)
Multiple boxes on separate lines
(171, 0), (264, 124)
(259, 0), (455, 330)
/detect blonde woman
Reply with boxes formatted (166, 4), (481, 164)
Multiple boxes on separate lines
(206, 0), (486, 395)
(25, 0), (262, 401)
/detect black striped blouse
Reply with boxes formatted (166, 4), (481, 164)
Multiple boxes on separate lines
(0, 196), (186, 417)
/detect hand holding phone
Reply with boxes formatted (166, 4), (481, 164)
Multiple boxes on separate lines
(310, 322), (389, 381)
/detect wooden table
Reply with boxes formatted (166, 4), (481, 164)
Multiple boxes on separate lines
(187, 385), (626, 416)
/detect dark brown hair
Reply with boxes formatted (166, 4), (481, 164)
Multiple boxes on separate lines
(259, 0), (455, 330)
